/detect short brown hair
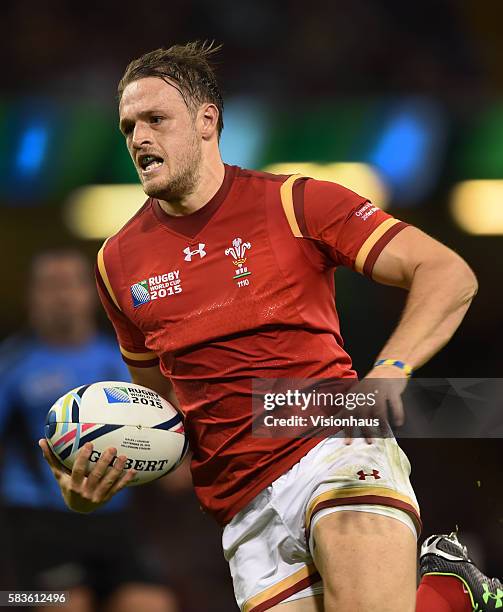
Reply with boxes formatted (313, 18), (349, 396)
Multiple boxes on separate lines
(118, 41), (224, 138)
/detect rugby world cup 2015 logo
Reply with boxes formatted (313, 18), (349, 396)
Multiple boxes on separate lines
(225, 238), (252, 284)
(131, 280), (150, 307)
(130, 270), (182, 308)
(103, 386), (130, 404)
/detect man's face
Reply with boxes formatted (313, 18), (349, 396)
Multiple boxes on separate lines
(119, 77), (202, 202)
(29, 255), (95, 337)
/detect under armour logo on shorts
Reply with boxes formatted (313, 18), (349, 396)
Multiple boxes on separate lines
(357, 469), (381, 480)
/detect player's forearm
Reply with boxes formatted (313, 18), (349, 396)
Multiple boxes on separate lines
(128, 364), (182, 411)
(376, 255), (477, 370)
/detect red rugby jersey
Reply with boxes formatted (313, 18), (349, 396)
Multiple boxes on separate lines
(96, 164), (408, 525)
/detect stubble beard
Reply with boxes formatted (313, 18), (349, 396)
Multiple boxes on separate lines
(143, 134), (202, 203)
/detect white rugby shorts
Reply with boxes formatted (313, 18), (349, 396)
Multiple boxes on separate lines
(222, 436), (420, 611)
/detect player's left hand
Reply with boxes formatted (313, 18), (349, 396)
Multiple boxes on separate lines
(39, 439), (135, 513)
(344, 365), (409, 445)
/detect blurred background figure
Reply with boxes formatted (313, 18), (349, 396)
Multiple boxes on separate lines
(1, 0), (502, 605)
(0, 249), (179, 612)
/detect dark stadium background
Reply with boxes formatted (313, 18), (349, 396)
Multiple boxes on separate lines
(1, 1), (501, 609)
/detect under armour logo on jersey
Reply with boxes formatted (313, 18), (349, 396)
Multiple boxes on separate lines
(183, 243), (206, 261)
(357, 469), (381, 480)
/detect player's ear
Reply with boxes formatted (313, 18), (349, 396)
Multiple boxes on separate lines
(198, 103), (219, 140)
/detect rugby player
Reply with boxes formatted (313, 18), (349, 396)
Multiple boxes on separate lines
(40, 42), (501, 611)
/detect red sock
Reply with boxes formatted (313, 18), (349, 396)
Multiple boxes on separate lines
(416, 575), (472, 612)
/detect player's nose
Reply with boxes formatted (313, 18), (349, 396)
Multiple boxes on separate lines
(131, 122), (153, 149)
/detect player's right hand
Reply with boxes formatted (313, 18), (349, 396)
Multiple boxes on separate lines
(343, 369), (409, 445)
(39, 439), (136, 513)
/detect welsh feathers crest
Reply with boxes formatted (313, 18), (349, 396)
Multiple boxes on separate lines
(225, 237), (251, 265)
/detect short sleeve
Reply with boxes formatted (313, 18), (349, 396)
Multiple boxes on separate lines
(281, 175), (409, 277)
(96, 242), (159, 369)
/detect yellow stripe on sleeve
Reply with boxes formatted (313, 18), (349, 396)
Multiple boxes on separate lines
(279, 174), (306, 238)
(354, 218), (400, 274)
(97, 238), (122, 311)
(120, 346), (158, 361)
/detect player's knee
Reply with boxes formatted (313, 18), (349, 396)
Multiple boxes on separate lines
(321, 565), (415, 612)
(323, 588), (415, 612)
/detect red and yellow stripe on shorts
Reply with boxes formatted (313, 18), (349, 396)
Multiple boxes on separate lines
(243, 563), (321, 612)
(305, 484), (422, 543)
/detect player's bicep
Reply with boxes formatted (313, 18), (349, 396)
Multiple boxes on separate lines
(371, 226), (458, 289)
(127, 365), (181, 411)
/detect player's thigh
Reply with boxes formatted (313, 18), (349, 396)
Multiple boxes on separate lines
(313, 510), (417, 612)
(268, 594), (324, 611)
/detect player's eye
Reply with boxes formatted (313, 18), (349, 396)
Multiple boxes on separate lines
(151, 116), (164, 125)
(121, 123), (133, 136)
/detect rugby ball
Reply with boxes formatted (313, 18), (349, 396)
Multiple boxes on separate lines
(44, 381), (188, 485)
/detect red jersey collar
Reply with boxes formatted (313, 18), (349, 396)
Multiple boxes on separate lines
(151, 163), (238, 238)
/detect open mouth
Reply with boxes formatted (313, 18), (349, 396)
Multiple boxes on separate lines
(138, 154), (164, 174)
